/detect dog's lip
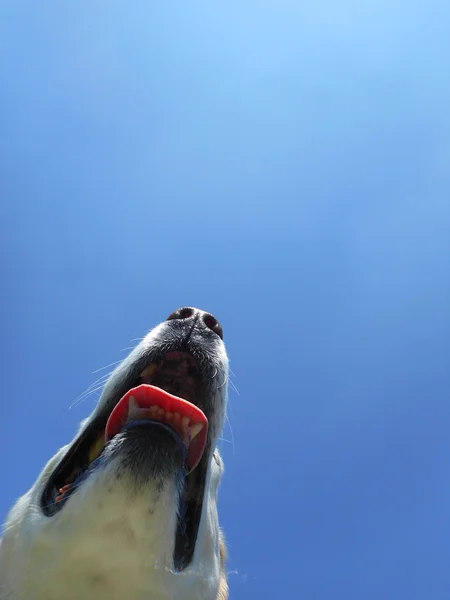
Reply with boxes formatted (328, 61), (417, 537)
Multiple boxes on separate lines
(105, 384), (208, 472)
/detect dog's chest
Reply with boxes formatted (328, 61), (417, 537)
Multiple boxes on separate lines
(29, 557), (178, 600)
(24, 551), (211, 600)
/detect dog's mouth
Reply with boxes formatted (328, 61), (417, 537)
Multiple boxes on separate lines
(41, 351), (213, 570)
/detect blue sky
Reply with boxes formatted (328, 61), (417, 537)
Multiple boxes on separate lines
(2, 1), (450, 598)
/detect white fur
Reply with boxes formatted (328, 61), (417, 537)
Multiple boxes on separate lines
(1, 317), (228, 600)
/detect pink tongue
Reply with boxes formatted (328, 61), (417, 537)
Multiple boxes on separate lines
(105, 384), (208, 472)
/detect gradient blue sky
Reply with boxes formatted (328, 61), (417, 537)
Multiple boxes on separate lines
(2, 2), (450, 598)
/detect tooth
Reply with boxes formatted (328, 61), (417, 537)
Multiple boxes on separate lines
(173, 412), (181, 424)
(165, 412), (173, 421)
(127, 396), (140, 418)
(181, 416), (190, 430)
(150, 406), (159, 415)
(158, 408), (165, 417)
(140, 363), (157, 379)
(190, 422), (204, 440)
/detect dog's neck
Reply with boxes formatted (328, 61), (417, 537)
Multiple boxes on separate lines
(1, 460), (224, 600)
(3, 479), (180, 600)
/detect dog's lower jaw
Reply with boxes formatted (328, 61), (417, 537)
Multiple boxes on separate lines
(0, 454), (224, 600)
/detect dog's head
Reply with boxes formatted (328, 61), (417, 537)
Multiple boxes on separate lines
(1, 308), (229, 600)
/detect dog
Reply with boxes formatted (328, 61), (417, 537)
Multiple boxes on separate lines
(0, 307), (229, 600)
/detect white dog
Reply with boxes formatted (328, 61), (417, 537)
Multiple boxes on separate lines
(0, 307), (229, 600)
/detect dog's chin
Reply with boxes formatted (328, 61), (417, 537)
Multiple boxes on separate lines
(106, 422), (188, 488)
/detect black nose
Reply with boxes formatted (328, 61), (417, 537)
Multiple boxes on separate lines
(167, 307), (224, 340)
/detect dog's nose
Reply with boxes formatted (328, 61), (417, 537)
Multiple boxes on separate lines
(167, 307), (223, 340)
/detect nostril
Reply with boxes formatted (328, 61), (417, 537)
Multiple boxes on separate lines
(203, 314), (224, 340)
(167, 307), (195, 321)
(167, 307), (224, 339)
(203, 315), (216, 329)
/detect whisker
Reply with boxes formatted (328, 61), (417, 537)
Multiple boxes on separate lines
(72, 372), (111, 399)
(229, 380), (240, 396)
(78, 384), (108, 400)
(218, 437), (234, 444)
(120, 346), (136, 353)
(69, 383), (107, 409)
(227, 367), (240, 395)
(68, 368), (116, 408)
(68, 382), (110, 410)
(92, 360), (122, 374)
(225, 413), (236, 455)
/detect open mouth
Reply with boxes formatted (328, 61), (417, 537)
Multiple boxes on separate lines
(41, 350), (212, 570)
